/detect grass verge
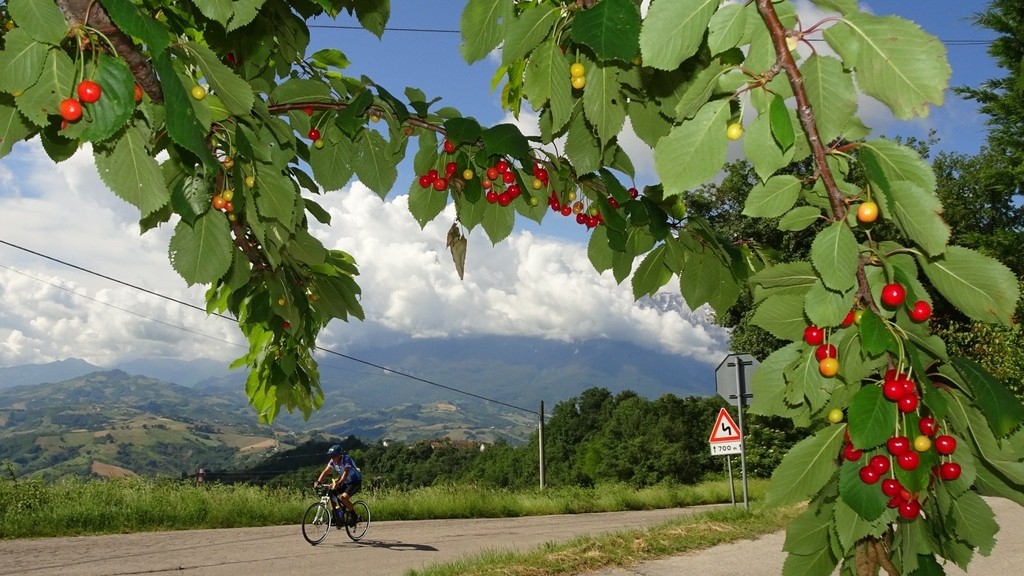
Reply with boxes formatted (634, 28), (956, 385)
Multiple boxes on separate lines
(404, 505), (801, 576)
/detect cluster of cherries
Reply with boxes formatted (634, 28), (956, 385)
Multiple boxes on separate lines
(58, 79), (144, 127)
(841, 409), (961, 521)
(548, 186), (639, 229)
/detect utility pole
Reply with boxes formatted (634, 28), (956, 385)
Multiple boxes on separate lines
(538, 400), (546, 490)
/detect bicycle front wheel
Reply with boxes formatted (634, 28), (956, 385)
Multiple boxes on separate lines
(345, 500), (371, 541)
(302, 502), (332, 545)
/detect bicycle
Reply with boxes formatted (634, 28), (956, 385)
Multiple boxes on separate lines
(301, 483), (371, 545)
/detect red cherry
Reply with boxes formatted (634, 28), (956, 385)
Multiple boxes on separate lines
(934, 435), (957, 455)
(859, 466), (880, 484)
(881, 478), (903, 497)
(628, 187), (639, 198)
(304, 106), (315, 115)
(418, 175), (432, 188)
(496, 159), (510, 173)
(308, 128), (321, 141)
(59, 98), (83, 122)
(881, 283), (907, 308)
(282, 321), (291, 330)
(842, 443), (863, 462)
(841, 310), (856, 327)
(485, 190), (499, 203)
(898, 499), (921, 520)
(939, 462), (962, 481)
(507, 184), (521, 197)
(815, 344), (837, 361)
(497, 191), (513, 206)
(445, 161), (458, 175)
(535, 167), (549, 181)
(882, 379), (905, 401)
(897, 452), (920, 471)
(909, 300), (932, 322)
(887, 436), (911, 456)
(869, 455), (891, 474)
(586, 215), (600, 228)
(427, 169), (439, 181)
(486, 167), (500, 180)
(432, 177), (448, 191)
(897, 393), (919, 413)
(443, 139), (456, 153)
(608, 197), (620, 208)
(803, 325), (825, 346)
(134, 83), (144, 102)
(576, 213), (587, 224)
(919, 416), (937, 436)
(481, 179), (493, 189)
(77, 80), (102, 103)
(501, 171), (515, 184)
(560, 205), (572, 217)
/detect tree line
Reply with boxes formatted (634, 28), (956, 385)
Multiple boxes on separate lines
(220, 387), (806, 491)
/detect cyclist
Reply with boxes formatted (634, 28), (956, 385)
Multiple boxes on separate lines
(316, 444), (363, 526)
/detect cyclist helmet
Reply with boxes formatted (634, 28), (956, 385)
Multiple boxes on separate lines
(326, 444), (344, 457)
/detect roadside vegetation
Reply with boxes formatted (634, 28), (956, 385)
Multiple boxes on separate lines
(0, 475), (767, 539)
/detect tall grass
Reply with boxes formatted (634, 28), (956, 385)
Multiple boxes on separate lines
(0, 477), (769, 539)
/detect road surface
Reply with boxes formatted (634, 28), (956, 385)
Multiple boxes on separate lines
(2, 498), (1021, 576)
(0, 507), (703, 576)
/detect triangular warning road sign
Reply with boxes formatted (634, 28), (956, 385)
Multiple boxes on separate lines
(709, 408), (742, 442)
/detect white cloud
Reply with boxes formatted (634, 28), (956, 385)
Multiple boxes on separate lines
(0, 139), (729, 369)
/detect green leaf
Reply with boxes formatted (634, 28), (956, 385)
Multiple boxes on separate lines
(0, 95), (34, 158)
(79, 55), (137, 143)
(443, 117), (483, 146)
(14, 46), (73, 127)
(354, 129), (398, 197)
(168, 211), (233, 286)
(481, 123), (530, 159)
(858, 139), (936, 201)
(833, 497), (886, 551)
(8, 0), (68, 45)
(654, 99), (731, 193)
(707, 3), (748, 56)
(93, 126), (171, 217)
(768, 93), (795, 151)
(311, 48), (350, 70)
(631, 245), (672, 299)
(460, 0), (513, 63)
(743, 175), (802, 218)
(801, 55), (857, 145)
(858, 309), (898, 357)
(152, 52), (217, 166)
(784, 499), (834, 555)
(886, 180), (950, 257)
(838, 459), (888, 521)
(751, 293), (806, 342)
(501, 5), (559, 66)
(811, 221), (858, 292)
(565, 105), (602, 173)
(750, 261), (818, 304)
(254, 170), (298, 225)
(680, 246), (741, 317)
(950, 490), (998, 555)
(750, 343), (804, 419)
(951, 357), (1024, 438)
(524, 38), (573, 134)
(407, 180), (447, 228)
(582, 62), (626, 146)
(847, 384), (896, 450)
(0, 29), (49, 93)
(480, 199), (515, 245)
(183, 42), (254, 116)
(779, 206), (822, 231)
(571, 0), (641, 62)
(764, 425), (845, 508)
(918, 246), (1019, 325)
(309, 135), (355, 191)
(101, 0), (173, 54)
(803, 281), (854, 329)
(744, 110), (796, 182)
(639, 0), (718, 70)
(588, 225), (614, 273)
(823, 13), (950, 119)
(353, 0), (390, 38)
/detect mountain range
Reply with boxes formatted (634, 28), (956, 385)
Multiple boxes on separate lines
(0, 332), (724, 480)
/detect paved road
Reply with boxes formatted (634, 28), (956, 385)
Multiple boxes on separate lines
(589, 497), (1024, 576)
(0, 507), (704, 576)
(2, 499), (1020, 576)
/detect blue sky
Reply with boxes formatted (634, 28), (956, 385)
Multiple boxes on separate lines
(0, 1), (1005, 371)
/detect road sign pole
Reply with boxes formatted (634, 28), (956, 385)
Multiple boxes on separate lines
(726, 455), (736, 505)
(735, 359), (750, 512)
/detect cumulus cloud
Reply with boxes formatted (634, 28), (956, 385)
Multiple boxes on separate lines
(0, 140), (729, 369)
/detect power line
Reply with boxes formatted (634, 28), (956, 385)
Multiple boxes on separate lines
(0, 239), (535, 415)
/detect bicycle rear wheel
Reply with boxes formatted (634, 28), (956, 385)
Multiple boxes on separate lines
(345, 500), (371, 541)
(302, 502), (332, 545)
